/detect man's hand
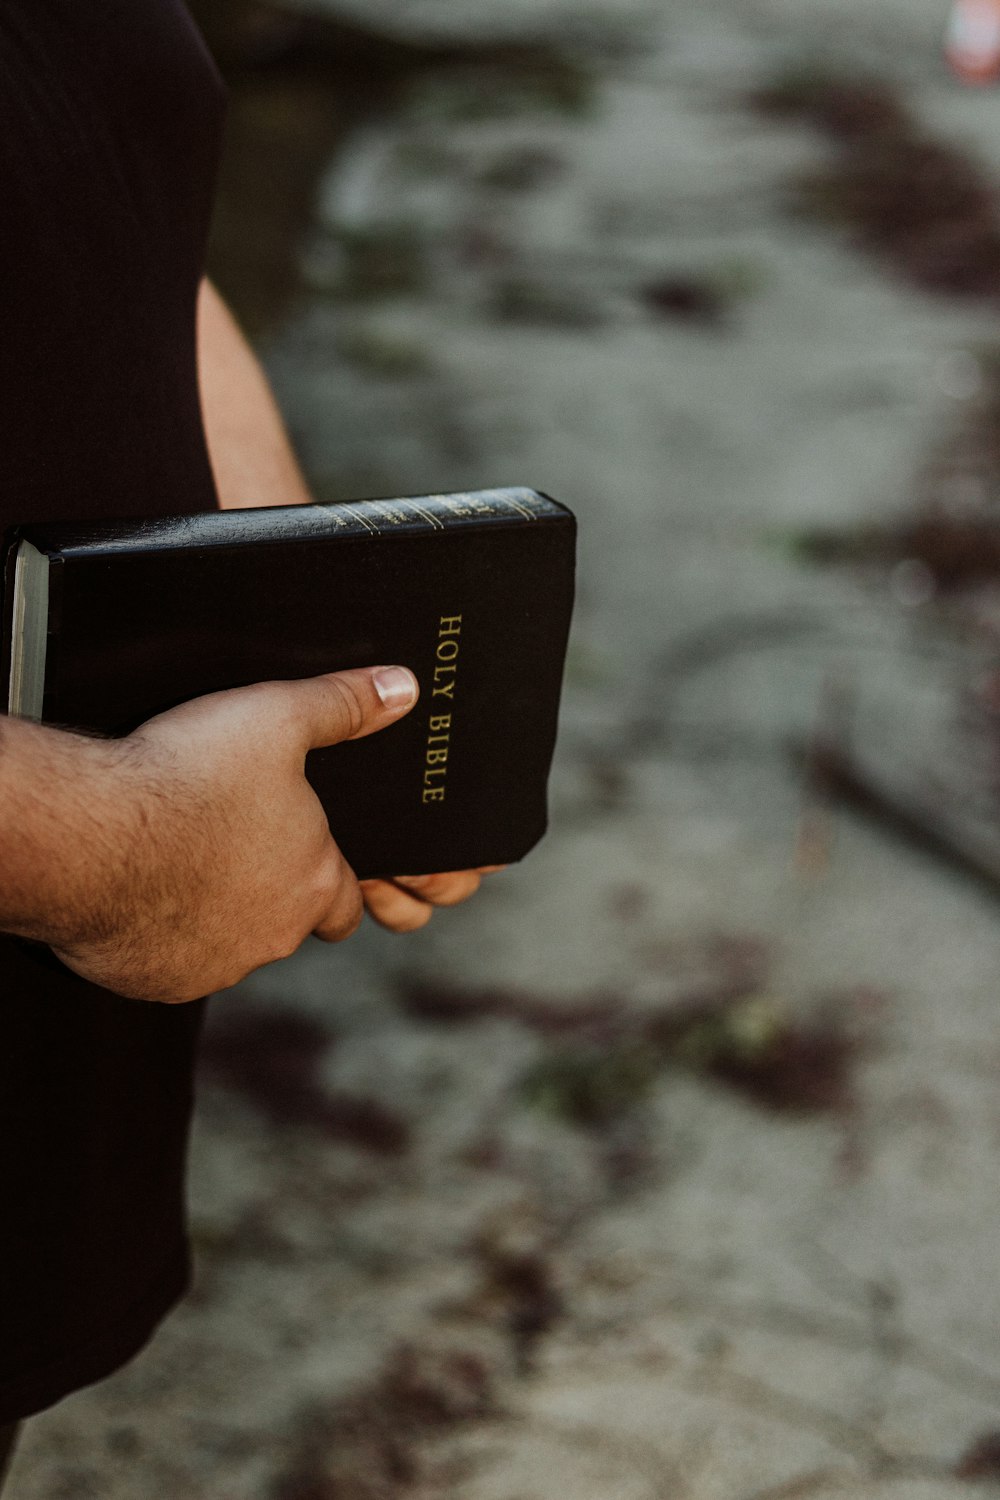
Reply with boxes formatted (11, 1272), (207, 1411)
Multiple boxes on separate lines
(0, 665), (444, 1002)
(197, 277), (495, 935)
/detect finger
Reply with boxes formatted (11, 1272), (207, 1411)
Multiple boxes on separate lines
(391, 871), (482, 907)
(360, 879), (434, 933)
(289, 666), (419, 751)
(311, 859), (366, 943)
(475, 865), (508, 875)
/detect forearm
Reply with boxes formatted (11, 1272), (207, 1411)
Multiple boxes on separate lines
(0, 279), (305, 955)
(197, 278), (312, 509)
(0, 717), (137, 946)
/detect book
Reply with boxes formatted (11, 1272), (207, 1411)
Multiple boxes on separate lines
(2, 488), (575, 880)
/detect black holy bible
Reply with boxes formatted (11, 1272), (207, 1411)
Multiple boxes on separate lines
(1, 488), (576, 879)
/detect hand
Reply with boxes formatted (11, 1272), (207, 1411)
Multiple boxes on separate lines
(47, 665), (421, 1002)
(361, 866), (505, 932)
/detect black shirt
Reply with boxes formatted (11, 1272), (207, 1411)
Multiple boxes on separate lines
(0, 0), (224, 1420)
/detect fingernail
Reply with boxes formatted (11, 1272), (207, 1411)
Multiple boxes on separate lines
(373, 666), (418, 710)
(394, 874), (433, 890)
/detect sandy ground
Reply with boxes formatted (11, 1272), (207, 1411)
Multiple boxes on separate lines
(12, 1), (1000, 1496)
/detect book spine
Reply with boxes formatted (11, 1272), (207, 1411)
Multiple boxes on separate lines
(317, 488), (563, 538)
(25, 489), (570, 559)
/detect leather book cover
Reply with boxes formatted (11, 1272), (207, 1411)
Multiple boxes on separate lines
(1, 489), (576, 879)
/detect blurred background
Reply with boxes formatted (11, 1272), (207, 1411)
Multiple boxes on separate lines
(16, 0), (1000, 1495)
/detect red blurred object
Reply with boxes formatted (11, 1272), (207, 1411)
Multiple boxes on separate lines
(946, 0), (1000, 84)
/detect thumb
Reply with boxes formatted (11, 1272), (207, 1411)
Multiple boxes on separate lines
(295, 665), (419, 750)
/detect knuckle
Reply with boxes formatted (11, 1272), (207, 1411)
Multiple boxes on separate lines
(313, 849), (350, 911)
(329, 676), (367, 740)
(315, 881), (364, 943)
(340, 891), (365, 937)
